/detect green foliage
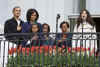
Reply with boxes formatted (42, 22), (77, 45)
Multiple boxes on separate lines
(7, 51), (99, 67)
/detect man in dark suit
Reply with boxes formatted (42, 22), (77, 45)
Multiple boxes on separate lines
(4, 6), (24, 44)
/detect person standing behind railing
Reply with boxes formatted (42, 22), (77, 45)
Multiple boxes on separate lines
(72, 9), (97, 55)
(21, 8), (42, 46)
(22, 8), (42, 33)
(3, 6), (24, 67)
(54, 21), (72, 53)
(55, 21), (72, 47)
(23, 24), (41, 47)
(41, 23), (54, 46)
(4, 6), (24, 44)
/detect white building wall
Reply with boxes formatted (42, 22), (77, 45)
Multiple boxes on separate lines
(86, 0), (100, 14)
(0, 0), (80, 32)
(0, 0), (9, 34)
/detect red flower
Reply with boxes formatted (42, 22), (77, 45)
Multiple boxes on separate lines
(68, 47), (71, 53)
(39, 46), (44, 54)
(14, 48), (17, 53)
(62, 45), (65, 49)
(49, 46), (53, 54)
(35, 46), (39, 54)
(17, 45), (22, 55)
(43, 45), (49, 52)
(88, 48), (90, 51)
(31, 46), (35, 53)
(72, 47), (80, 52)
(9, 48), (17, 55)
(77, 47), (81, 52)
(8, 49), (13, 55)
(53, 45), (56, 49)
(26, 48), (30, 55)
(49, 46), (53, 51)
(22, 48), (25, 55)
(72, 47), (90, 52)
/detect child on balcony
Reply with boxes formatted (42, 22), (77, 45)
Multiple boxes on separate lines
(26, 24), (41, 46)
(41, 23), (54, 45)
(54, 21), (72, 54)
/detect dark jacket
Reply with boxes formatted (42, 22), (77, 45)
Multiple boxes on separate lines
(22, 21), (42, 33)
(4, 17), (24, 43)
(21, 21), (42, 46)
(22, 33), (42, 47)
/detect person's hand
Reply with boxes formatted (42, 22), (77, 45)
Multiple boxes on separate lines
(31, 36), (38, 40)
(45, 37), (49, 40)
(17, 25), (22, 31)
(62, 37), (66, 41)
(58, 40), (62, 43)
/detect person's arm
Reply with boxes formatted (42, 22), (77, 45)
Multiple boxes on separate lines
(4, 21), (9, 39)
(4, 21), (15, 39)
(4, 21), (14, 33)
(21, 23), (27, 33)
(4, 21), (8, 34)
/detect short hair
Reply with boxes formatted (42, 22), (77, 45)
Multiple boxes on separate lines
(26, 8), (39, 22)
(42, 23), (50, 32)
(60, 21), (69, 28)
(12, 6), (20, 12)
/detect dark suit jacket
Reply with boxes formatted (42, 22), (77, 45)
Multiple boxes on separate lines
(4, 17), (24, 43)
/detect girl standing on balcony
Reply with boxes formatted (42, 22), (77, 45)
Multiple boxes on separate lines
(25, 24), (41, 46)
(55, 21), (72, 47)
(41, 23), (54, 45)
(72, 9), (97, 54)
(54, 21), (72, 54)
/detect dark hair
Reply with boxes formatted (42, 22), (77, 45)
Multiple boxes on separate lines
(26, 8), (39, 22)
(60, 21), (69, 28)
(13, 6), (20, 12)
(30, 24), (40, 32)
(42, 23), (50, 32)
(77, 9), (95, 28)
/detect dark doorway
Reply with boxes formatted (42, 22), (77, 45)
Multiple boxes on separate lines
(93, 18), (100, 53)
(93, 18), (100, 32)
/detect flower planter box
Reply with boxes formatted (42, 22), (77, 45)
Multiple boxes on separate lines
(7, 46), (99, 67)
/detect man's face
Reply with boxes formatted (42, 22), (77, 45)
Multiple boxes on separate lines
(61, 23), (68, 32)
(13, 8), (21, 18)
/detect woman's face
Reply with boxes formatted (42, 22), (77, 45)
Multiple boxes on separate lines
(43, 25), (49, 33)
(81, 10), (87, 21)
(30, 12), (37, 22)
(61, 23), (68, 32)
(32, 25), (38, 33)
